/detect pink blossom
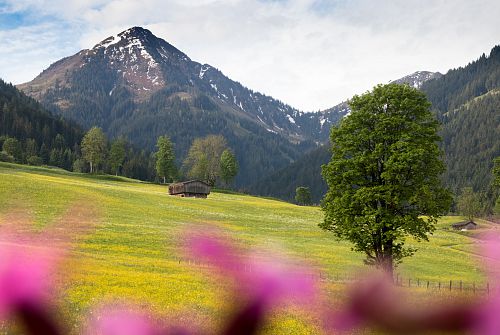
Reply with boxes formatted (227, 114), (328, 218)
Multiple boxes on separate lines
(86, 307), (157, 335)
(0, 243), (56, 319)
(189, 234), (315, 306)
(473, 233), (500, 335)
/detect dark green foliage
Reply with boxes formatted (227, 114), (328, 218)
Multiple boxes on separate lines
(109, 138), (127, 176)
(2, 137), (22, 162)
(321, 84), (452, 274)
(295, 186), (312, 206)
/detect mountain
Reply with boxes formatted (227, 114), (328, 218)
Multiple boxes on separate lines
(421, 46), (500, 200)
(391, 71), (443, 89)
(249, 71), (445, 202)
(18, 27), (340, 186)
(0, 78), (83, 169)
(314, 71), (442, 130)
(250, 46), (500, 206)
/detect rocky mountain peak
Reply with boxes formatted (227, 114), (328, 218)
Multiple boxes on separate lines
(391, 71), (442, 89)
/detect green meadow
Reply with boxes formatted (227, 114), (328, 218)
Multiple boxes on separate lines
(0, 162), (492, 333)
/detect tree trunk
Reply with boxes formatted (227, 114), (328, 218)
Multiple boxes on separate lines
(163, 176), (166, 184)
(90, 161), (93, 173)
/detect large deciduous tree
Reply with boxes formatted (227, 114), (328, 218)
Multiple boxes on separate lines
(155, 136), (176, 184)
(183, 135), (227, 186)
(320, 83), (452, 276)
(81, 127), (107, 173)
(220, 149), (238, 187)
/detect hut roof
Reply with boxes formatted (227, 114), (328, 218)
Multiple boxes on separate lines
(451, 221), (478, 230)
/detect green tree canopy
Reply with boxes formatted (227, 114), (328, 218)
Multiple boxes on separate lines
(183, 135), (228, 186)
(155, 135), (177, 184)
(295, 186), (312, 206)
(320, 83), (452, 276)
(2, 137), (22, 162)
(81, 127), (107, 173)
(220, 149), (238, 187)
(109, 138), (127, 176)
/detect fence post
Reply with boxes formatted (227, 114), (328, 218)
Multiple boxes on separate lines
(408, 278), (411, 287)
(427, 281), (429, 289)
(460, 281), (462, 292)
(449, 280), (452, 291)
(487, 282), (490, 295)
(438, 282), (441, 290)
(417, 279), (420, 287)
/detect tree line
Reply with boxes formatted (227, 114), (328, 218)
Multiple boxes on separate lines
(80, 128), (238, 187)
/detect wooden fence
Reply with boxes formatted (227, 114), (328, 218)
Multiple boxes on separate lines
(177, 258), (492, 295)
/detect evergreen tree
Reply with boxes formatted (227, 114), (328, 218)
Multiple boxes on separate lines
(81, 127), (107, 173)
(155, 136), (176, 184)
(321, 84), (452, 276)
(109, 139), (126, 176)
(220, 149), (238, 187)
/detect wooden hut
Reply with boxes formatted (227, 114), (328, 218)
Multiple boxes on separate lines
(451, 221), (478, 231)
(168, 180), (211, 198)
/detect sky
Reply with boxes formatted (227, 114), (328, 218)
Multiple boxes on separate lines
(0, 0), (499, 111)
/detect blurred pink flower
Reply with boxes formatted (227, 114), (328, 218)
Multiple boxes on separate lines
(189, 234), (316, 334)
(473, 234), (500, 335)
(189, 234), (315, 306)
(0, 243), (55, 319)
(86, 307), (157, 335)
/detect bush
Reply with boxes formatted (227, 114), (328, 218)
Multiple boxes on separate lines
(0, 151), (14, 163)
(27, 155), (43, 166)
(72, 159), (86, 173)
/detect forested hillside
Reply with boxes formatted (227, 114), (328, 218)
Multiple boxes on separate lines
(0, 79), (156, 180)
(0, 79), (83, 170)
(421, 45), (500, 200)
(247, 145), (329, 203)
(250, 45), (500, 207)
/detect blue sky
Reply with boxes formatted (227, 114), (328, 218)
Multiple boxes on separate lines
(1, 0), (500, 111)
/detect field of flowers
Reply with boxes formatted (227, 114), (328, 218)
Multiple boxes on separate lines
(0, 162), (493, 333)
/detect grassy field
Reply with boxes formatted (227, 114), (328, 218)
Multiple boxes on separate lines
(0, 162), (494, 333)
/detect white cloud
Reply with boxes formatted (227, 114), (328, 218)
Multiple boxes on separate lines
(1, 0), (499, 111)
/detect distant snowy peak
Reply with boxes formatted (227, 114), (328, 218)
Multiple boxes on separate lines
(87, 27), (195, 95)
(391, 71), (442, 89)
